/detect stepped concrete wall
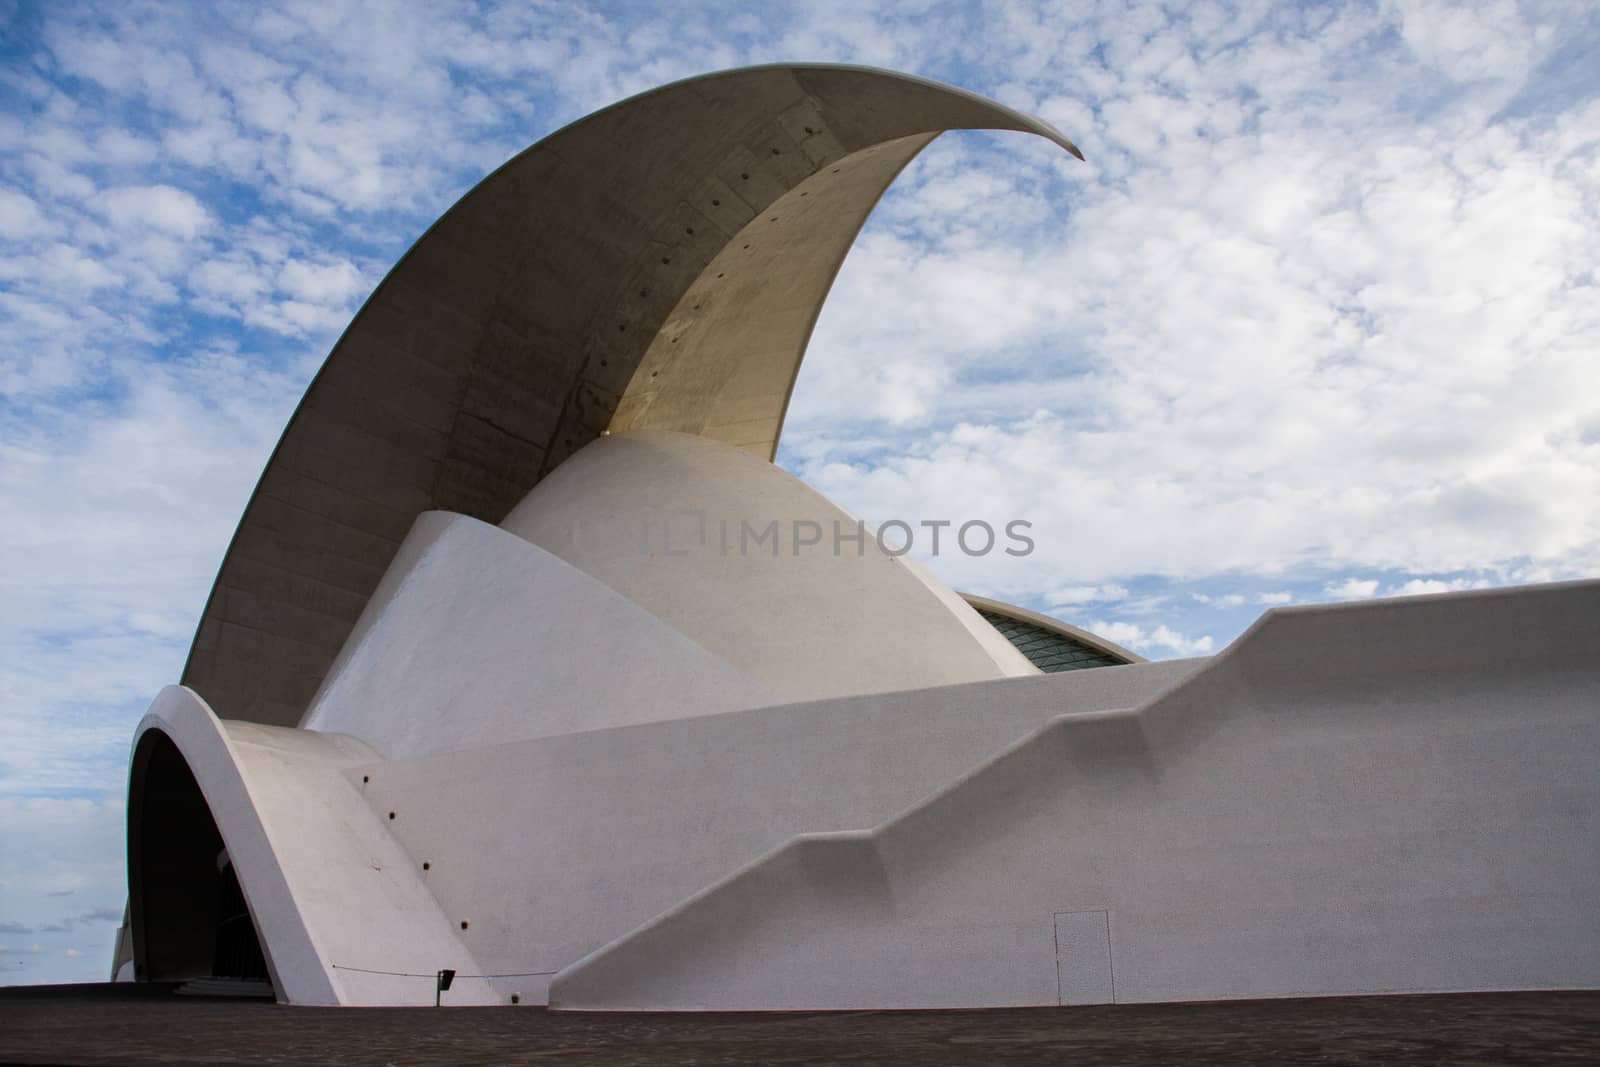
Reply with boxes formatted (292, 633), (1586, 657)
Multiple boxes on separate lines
(349, 659), (1198, 1003)
(550, 580), (1600, 1010)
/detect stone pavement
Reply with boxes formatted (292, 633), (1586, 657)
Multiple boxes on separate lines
(1, 988), (1597, 1065)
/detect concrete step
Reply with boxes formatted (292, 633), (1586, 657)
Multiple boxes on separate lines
(175, 978), (275, 999)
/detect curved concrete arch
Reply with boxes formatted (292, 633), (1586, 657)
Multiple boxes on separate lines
(181, 64), (1081, 727)
(129, 686), (498, 1005)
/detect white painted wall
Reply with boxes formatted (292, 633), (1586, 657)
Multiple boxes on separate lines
(350, 659), (1197, 1003)
(142, 576), (1600, 1009)
(134, 427), (1600, 1011)
(550, 580), (1600, 1009)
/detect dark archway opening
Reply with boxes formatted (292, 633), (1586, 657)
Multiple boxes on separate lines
(127, 730), (272, 989)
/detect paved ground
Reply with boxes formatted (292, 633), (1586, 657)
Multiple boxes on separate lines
(2, 988), (1598, 1065)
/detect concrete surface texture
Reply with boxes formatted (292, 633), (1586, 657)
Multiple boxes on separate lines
(549, 578), (1600, 1009)
(179, 64), (1080, 730)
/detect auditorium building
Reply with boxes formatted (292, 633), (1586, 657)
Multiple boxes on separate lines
(114, 64), (1599, 1009)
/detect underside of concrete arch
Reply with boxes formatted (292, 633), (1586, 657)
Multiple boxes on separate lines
(127, 730), (270, 990)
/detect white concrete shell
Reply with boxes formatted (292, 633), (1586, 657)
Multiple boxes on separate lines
(119, 64), (1600, 1009)
(180, 63), (1080, 731)
(499, 430), (1037, 704)
(299, 504), (779, 760)
(128, 687), (498, 1005)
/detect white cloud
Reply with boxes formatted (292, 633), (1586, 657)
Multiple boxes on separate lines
(0, 346), (308, 809)
(1324, 578), (1381, 600)
(787, 5), (1600, 600)
(190, 255), (269, 305)
(1047, 584), (1130, 606)
(1089, 620), (1215, 657)
(0, 188), (53, 239)
(1256, 591), (1293, 605)
(0, 944), (48, 956)
(38, 243), (121, 290)
(94, 184), (213, 238)
(0, 795), (126, 983)
(276, 257), (366, 305)
(1388, 577), (1492, 597)
(1394, 0), (1543, 85)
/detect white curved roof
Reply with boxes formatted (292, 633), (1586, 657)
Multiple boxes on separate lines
(179, 64), (1080, 727)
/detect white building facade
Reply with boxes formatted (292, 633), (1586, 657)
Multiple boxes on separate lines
(116, 65), (1600, 1009)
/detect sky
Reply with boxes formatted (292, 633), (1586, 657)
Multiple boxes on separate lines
(1, 0), (1597, 985)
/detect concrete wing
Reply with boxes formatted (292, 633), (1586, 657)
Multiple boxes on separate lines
(180, 63), (1080, 728)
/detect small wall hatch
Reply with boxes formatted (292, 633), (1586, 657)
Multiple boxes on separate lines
(1054, 909), (1115, 1005)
